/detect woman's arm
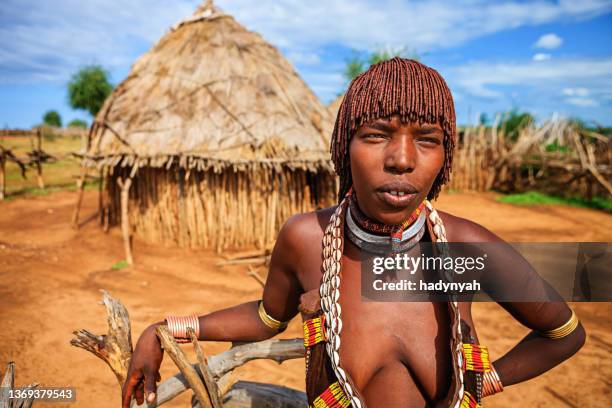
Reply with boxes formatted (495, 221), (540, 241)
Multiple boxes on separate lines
(442, 213), (587, 395)
(195, 214), (305, 342)
(493, 301), (586, 387)
(121, 215), (306, 407)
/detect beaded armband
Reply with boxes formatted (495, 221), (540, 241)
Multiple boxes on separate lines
(538, 309), (579, 339)
(258, 300), (289, 331)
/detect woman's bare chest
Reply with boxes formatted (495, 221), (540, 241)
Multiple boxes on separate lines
(299, 255), (453, 400)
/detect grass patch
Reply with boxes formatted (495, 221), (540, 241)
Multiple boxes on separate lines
(111, 260), (129, 270)
(496, 191), (612, 212)
(1, 134), (83, 195)
(3, 180), (99, 201)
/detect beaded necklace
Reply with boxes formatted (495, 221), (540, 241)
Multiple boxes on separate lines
(348, 192), (426, 252)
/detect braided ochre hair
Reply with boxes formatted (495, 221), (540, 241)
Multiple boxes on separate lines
(331, 57), (456, 201)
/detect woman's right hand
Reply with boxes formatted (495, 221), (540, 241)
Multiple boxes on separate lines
(121, 323), (164, 407)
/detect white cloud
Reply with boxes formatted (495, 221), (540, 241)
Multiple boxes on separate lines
(2, 0), (612, 84)
(534, 33), (563, 49)
(562, 87), (590, 97)
(533, 53), (552, 61)
(223, 0), (609, 52)
(286, 51), (321, 66)
(565, 97), (598, 107)
(447, 57), (612, 107)
(0, 0), (197, 83)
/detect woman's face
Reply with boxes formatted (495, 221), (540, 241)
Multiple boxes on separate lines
(349, 114), (445, 225)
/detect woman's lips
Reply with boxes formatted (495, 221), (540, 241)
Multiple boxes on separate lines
(378, 190), (418, 207)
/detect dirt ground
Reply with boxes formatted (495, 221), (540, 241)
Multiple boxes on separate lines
(1, 190), (611, 407)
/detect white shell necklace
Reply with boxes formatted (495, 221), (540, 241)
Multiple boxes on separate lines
(319, 197), (465, 408)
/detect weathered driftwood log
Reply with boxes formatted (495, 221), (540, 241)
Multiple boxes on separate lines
(71, 290), (307, 407)
(0, 362), (38, 408)
(70, 290), (133, 385)
(216, 381), (307, 408)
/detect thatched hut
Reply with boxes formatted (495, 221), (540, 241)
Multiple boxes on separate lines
(77, 1), (336, 252)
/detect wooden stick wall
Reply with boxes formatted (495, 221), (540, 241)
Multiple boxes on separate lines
(106, 166), (336, 251)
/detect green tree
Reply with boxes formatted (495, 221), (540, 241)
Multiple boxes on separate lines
(478, 112), (489, 126)
(343, 55), (367, 83)
(67, 118), (88, 129)
(343, 47), (420, 82)
(68, 65), (113, 116)
(499, 108), (534, 140)
(43, 110), (62, 127)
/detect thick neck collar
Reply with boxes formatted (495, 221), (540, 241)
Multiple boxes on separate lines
(347, 190), (426, 238)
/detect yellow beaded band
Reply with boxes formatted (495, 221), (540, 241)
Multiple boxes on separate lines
(258, 300), (289, 331)
(539, 309), (579, 339)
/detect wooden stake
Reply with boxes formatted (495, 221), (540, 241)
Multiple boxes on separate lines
(0, 151), (5, 201)
(36, 129), (45, 189)
(155, 326), (211, 408)
(71, 166), (88, 228)
(118, 174), (134, 265)
(98, 168), (104, 225)
(188, 328), (224, 408)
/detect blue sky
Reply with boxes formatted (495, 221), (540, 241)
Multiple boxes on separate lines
(1, 0), (611, 128)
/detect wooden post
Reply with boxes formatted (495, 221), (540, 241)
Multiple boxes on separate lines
(117, 172), (134, 265)
(0, 151), (5, 201)
(71, 166), (88, 228)
(188, 328), (224, 408)
(98, 168), (105, 225)
(156, 326), (211, 408)
(36, 129), (45, 189)
(177, 167), (188, 247)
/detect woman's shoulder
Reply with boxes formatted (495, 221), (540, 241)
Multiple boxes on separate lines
(436, 210), (504, 243)
(275, 206), (339, 254)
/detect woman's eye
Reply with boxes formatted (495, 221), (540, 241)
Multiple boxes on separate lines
(363, 133), (388, 140)
(417, 137), (441, 145)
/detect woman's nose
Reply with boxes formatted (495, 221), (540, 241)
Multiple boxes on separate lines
(384, 134), (416, 174)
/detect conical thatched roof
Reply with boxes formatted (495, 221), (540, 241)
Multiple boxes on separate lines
(82, 1), (334, 172)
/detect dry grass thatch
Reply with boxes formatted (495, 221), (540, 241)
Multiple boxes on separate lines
(81, 1), (334, 170)
(76, 1), (337, 251)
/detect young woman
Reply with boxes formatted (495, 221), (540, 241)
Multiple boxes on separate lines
(122, 58), (585, 408)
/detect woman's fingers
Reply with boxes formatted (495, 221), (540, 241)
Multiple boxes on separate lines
(134, 378), (145, 405)
(121, 370), (142, 408)
(144, 370), (159, 403)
